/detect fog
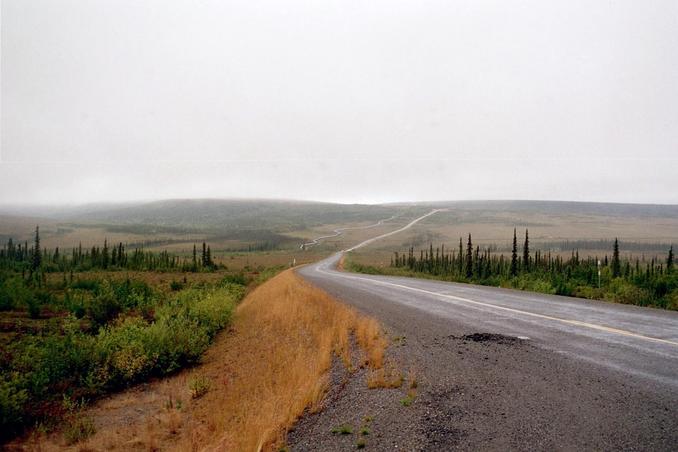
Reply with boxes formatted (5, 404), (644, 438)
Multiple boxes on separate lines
(2, 0), (677, 205)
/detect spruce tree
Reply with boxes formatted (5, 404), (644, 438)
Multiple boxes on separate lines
(31, 226), (41, 271)
(465, 234), (473, 279)
(510, 228), (518, 277)
(522, 229), (529, 272)
(612, 238), (621, 278)
(102, 239), (109, 269)
(202, 242), (207, 267)
(668, 245), (674, 273)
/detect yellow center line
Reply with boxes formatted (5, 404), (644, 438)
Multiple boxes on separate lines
(317, 264), (678, 348)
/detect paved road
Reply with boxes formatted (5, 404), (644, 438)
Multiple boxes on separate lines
(300, 215), (397, 249)
(295, 238), (678, 449)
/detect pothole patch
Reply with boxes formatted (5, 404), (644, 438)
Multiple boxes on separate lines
(460, 333), (520, 344)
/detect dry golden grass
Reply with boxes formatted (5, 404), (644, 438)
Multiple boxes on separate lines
(200, 270), (386, 451)
(366, 360), (403, 390)
(27, 269), (388, 452)
(214, 250), (327, 271)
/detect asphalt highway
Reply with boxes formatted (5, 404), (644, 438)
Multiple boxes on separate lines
(293, 214), (678, 450)
(300, 253), (678, 389)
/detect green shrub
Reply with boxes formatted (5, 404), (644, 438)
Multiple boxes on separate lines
(606, 278), (652, 306)
(531, 279), (557, 295)
(666, 289), (678, 310)
(573, 285), (605, 300)
(0, 278), (31, 312)
(67, 292), (87, 319)
(26, 295), (41, 319)
(0, 291), (13, 310)
(94, 318), (154, 388)
(169, 280), (184, 291)
(221, 273), (247, 286)
(183, 287), (239, 339)
(70, 279), (99, 291)
(12, 320), (96, 398)
(0, 376), (28, 439)
(0, 277), (244, 440)
(88, 280), (122, 327)
(112, 279), (155, 309)
(145, 315), (210, 374)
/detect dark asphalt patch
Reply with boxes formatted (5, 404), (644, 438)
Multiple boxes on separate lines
(460, 333), (520, 344)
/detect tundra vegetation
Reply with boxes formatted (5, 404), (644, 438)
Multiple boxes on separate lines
(352, 229), (677, 310)
(0, 226), (266, 442)
(28, 270), (389, 451)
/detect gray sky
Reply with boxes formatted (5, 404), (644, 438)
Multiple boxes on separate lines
(1, 0), (677, 205)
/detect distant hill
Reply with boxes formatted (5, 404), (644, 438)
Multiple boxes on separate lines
(1, 199), (676, 251)
(1, 199), (676, 235)
(2, 199), (408, 232)
(416, 200), (678, 218)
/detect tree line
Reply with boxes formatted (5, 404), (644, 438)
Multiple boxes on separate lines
(390, 229), (676, 309)
(0, 226), (217, 274)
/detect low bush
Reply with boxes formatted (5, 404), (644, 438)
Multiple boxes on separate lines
(0, 376), (28, 440)
(169, 280), (184, 291)
(70, 279), (99, 291)
(605, 278), (653, 306)
(221, 272), (247, 286)
(0, 280), (244, 440)
(0, 277), (32, 312)
(666, 289), (678, 310)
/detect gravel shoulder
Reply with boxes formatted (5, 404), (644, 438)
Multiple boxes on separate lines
(290, 270), (678, 451)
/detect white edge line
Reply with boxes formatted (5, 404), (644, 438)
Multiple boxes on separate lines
(318, 267), (678, 347)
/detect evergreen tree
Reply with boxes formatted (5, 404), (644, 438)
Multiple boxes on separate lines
(510, 228), (518, 277)
(202, 242), (207, 267)
(612, 238), (621, 278)
(192, 244), (198, 271)
(668, 245), (674, 273)
(465, 234), (473, 279)
(102, 239), (109, 269)
(31, 226), (41, 271)
(522, 229), (529, 272)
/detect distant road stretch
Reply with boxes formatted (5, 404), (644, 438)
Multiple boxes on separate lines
(300, 209), (445, 250)
(299, 216), (395, 249)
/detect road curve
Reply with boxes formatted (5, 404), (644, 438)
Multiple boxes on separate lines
(300, 208), (446, 250)
(295, 251), (678, 449)
(300, 215), (397, 249)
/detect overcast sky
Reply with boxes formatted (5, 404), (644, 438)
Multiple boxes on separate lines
(1, 0), (677, 205)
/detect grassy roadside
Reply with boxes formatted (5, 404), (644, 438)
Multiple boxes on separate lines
(22, 268), (389, 450)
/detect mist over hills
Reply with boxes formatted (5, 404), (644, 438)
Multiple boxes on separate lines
(421, 200), (678, 218)
(1, 199), (677, 233)
(0, 199), (406, 232)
